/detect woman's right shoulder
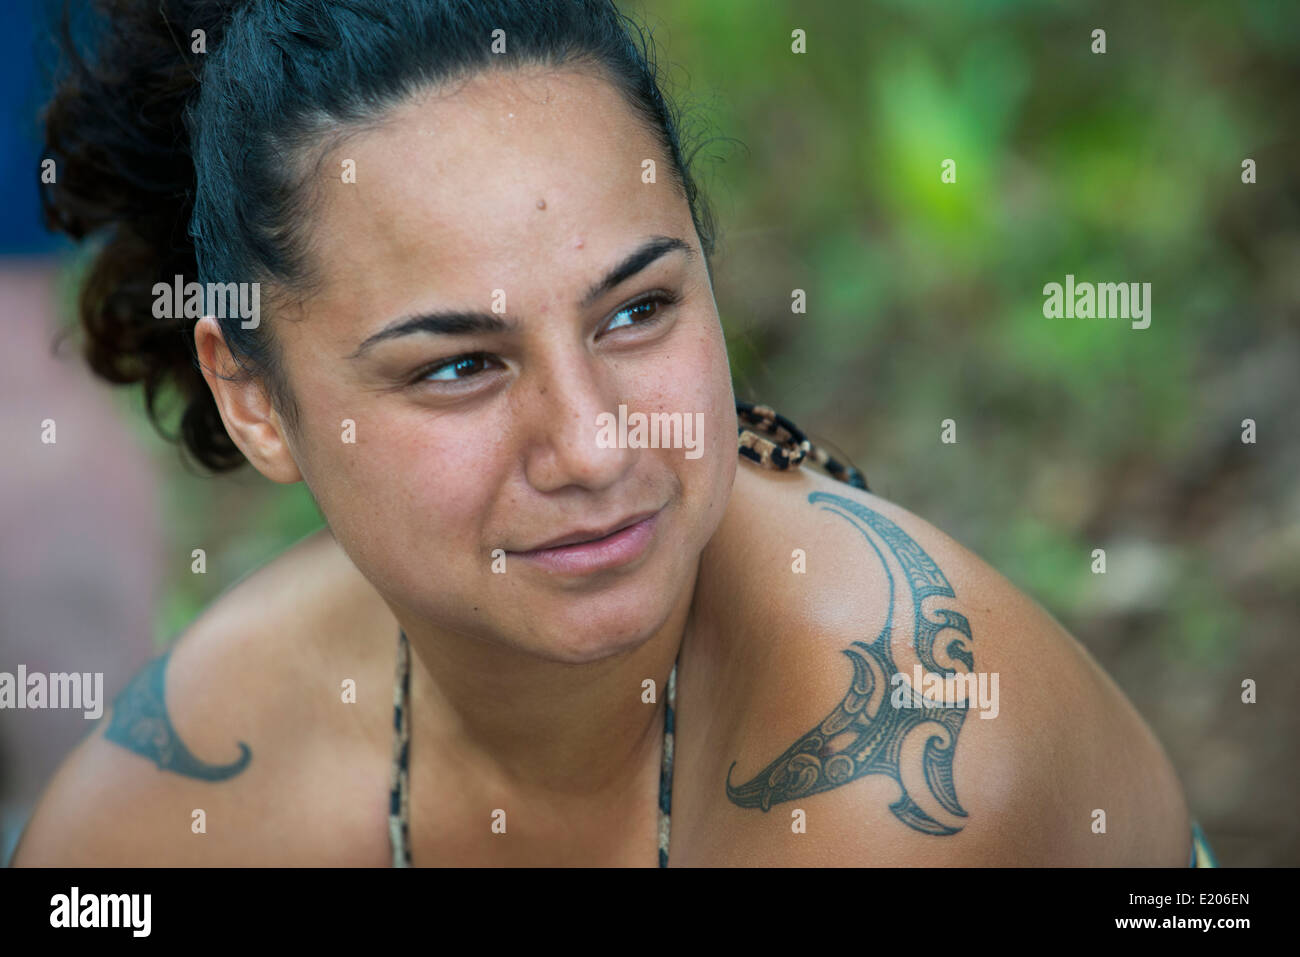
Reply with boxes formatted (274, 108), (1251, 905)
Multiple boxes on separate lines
(11, 527), (400, 866)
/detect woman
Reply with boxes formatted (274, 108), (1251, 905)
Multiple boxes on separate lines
(13, 0), (1214, 867)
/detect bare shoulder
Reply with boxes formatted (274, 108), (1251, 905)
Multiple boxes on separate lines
(682, 462), (1191, 866)
(12, 528), (399, 866)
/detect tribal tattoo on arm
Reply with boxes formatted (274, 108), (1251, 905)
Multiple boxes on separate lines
(104, 650), (252, 781)
(725, 491), (974, 835)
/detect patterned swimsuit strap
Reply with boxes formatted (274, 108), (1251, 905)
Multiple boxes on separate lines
(389, 628), (412, 867)
(736, 399), (869, 491)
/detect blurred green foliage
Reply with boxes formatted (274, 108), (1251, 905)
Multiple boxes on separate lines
(631, 0), (1299, 670)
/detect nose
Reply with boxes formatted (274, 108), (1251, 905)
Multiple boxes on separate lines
(518, 349), (636, 494)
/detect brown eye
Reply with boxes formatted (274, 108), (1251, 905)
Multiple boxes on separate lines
(603, 290), (679, 334)
(420, 352), (496, 383)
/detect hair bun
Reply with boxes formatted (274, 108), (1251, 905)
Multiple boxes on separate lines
(42, 0), (248, 470)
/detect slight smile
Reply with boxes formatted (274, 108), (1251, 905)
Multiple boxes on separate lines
(510, 509), (662, 575)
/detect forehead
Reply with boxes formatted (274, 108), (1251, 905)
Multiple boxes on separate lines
(302, 65), (686, 319)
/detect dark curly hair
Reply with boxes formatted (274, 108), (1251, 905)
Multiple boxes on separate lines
(41, 0), (719, 471)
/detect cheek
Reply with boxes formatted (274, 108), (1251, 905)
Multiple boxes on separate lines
(288, 375), (499, 572)
(628, 320), (736, 491)
(667, 322), (734, 453)
(635, 318), (729, 408)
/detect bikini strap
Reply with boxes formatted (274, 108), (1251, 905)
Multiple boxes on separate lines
(389, 629), (413, 866)
(737, 399), (869, 491)
(657, 657), (677, 868)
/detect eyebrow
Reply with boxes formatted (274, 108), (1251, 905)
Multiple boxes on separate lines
(348, 235), (694, 358)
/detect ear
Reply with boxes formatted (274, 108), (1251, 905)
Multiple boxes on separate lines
(194, 316), (303, 484)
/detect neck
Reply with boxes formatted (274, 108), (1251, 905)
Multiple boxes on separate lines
(397, 562), (698, 799)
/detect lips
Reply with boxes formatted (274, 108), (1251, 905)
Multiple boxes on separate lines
(517, 509), (660, 553)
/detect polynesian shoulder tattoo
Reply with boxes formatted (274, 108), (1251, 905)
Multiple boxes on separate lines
(725, 491), (974, 835)
(104, 649), (252, 781)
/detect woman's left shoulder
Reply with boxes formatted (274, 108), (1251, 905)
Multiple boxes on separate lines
(686, 462), (1191, 866)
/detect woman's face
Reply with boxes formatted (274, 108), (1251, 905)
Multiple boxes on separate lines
(256, 65), (736, 663)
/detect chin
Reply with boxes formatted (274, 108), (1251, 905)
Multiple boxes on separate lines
(522, 585), (674, 665)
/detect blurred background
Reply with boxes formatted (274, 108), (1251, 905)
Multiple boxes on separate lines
(1, 0), (1296, 866)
